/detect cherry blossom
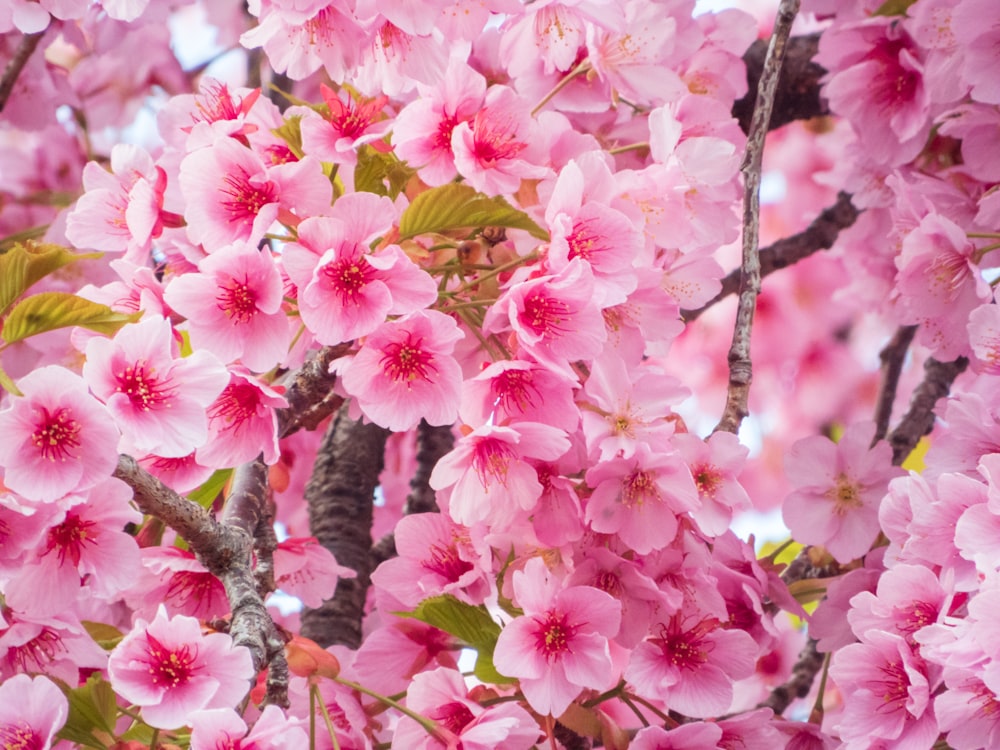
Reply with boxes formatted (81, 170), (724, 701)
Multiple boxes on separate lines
(493, 558), (621, 717)
(0, 674), (68, 750)
(108, 607), (255, 729)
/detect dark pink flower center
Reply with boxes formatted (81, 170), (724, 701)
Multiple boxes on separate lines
(322, 255), (376, 306)
(471, 108), (525, 165)
(208, 382), (262, 433)
(692, 464), (723, 499)
(567, 221), (603, 262)
(520, 291), (569, 338)
(30, 406), (81, 462)
(194, 82), (250, 123)
(434, 114), (459, 150)
(897, 600), (938, 637)
(115, 360), (171, 411)
(380, 337), (435, 385)
(166, 570), (224, 612)
(422, 542), (473, 582)
(144, 632), (198, 688)
(220, 169), (277, 225)
(533, 610), (578, 660)
(428, 701), (476, 735)
(0, 722), (42, 750)
(652, 617), (718, 671)
(873, 660), (909, 714)
(492, 368), (540, 414)
(329, 94), (387, 140)
(46, 513), (97, 567)
(5, 626), (65, 674)
(216, 276), (258, 323)
(595, 570), (623, 598)
(472, 438), (516, 488)
(621, 470), (659, 507)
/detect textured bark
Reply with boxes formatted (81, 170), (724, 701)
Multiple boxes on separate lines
(277, 343), (351, 438)
(734, 33), (828, 135)
(888, 356), (969, 466)
(301, 405), (390, 648)
(115, 455), (290, 706)
(0, 31), (45, 114)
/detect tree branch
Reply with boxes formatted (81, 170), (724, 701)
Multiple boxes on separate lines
(733, 32), (828, 135)
(277, 343), (351, 438)
(714, 0), (800, 435)
(115, 455), (290, 706)
(300, 404), (389, 648)
(685, 192), (860, 322)
(0, 31), (45, 114)
(759, 638), (825, 714)
(872, 325), (918, 444)
(888, 355), (969, 466)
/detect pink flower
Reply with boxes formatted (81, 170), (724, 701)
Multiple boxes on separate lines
(673, 431), (752, 537)
(459, 358), (579, 432)
(392, 57), (486, 186)
(66, 143), (167, 259)
(781, 421), (902, 564)
(371, 513), (489, 607)
(895, 212), (990, 360)
(390, 667), (538, 750)
(829, 630), (939, 749)
(450, 85), (551, 195)
(484, 258), (606, 377)
(0, 609), (109, 684)
(584, 444), (699, 554)
(338, 310), (464, 431)
(197, 369), (287, 469)
(492, 558), (621, 717)
(163, 243), (290, 372)
(847, 563), (948, 646)
(190, 705), (308, 750)
(299, 84), (392, 165)
(630, 723), (724, 750)
(430, 421), (570, 529)
(0, 365), (120, 503)
(108, 607), (255, 730)
(128, 547), (230, 622)
(0, 674), (68, 750)
(580, 352), (688, 461)
(273, 537), (356, 609)
(179, 135), (332, 252)
(624, 613), (757, 718)
(83, 316), (229, 458)
(282, 194), (438, 346)
(3, 477), (142, 616)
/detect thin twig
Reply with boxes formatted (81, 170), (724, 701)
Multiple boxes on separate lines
(759, 638), (825, 715)
(277, 343), (351, 438)
(714, 0), (800, 435)
(0, 31), (45, 114)
(871, 325), (918, 444)
(684, 192), (859, 322)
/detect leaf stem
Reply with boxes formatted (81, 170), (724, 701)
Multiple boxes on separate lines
(531, 59), (592, 117)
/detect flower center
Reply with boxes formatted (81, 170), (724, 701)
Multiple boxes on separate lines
(30, 406), (81, 462)
(825, 473), (862, 516)
(534, 610), (576, 660)
(380, 338), (435, 385)
(46, 513), (97, 567)
(693, 464), (723, 499)
(5, 626), (66, 674)
(621, 470), (659, 507)
(521, 292), (569, 338)
(208, 382), (262, 433)
(0, 722), (42, 750)
(144, 632), (197, 688)
(492, 368), (540, 414)
(472, 438), (516, 489)
(471, 108), (526, 165)
(428, 702), (476, 735)
(216, 277), (258, 324)
(422, 543), (474, 582)
(115, 360), (170, 411)
(220, 169), (277, 225)
(652, 617), (717, 671)
(567, 221), (602, 261)
(322, 256), (376, 306)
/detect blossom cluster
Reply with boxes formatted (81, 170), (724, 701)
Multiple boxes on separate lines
(1, 0), (999, 748)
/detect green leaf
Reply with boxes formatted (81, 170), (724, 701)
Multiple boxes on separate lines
(873, 0), (918, 15)
(57, 674), (119, 746)
(187, 468), (233, 509)
(2, 292), (140, 344)
(0, 362), (22, 396)
(398, 183), (548, 242)
(401, 594), (517, 684)
(272, 116), (305, 160)
(355, 145), (416, 199)
(81, 620), (125, 650)
(0, 241), (102, 318)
